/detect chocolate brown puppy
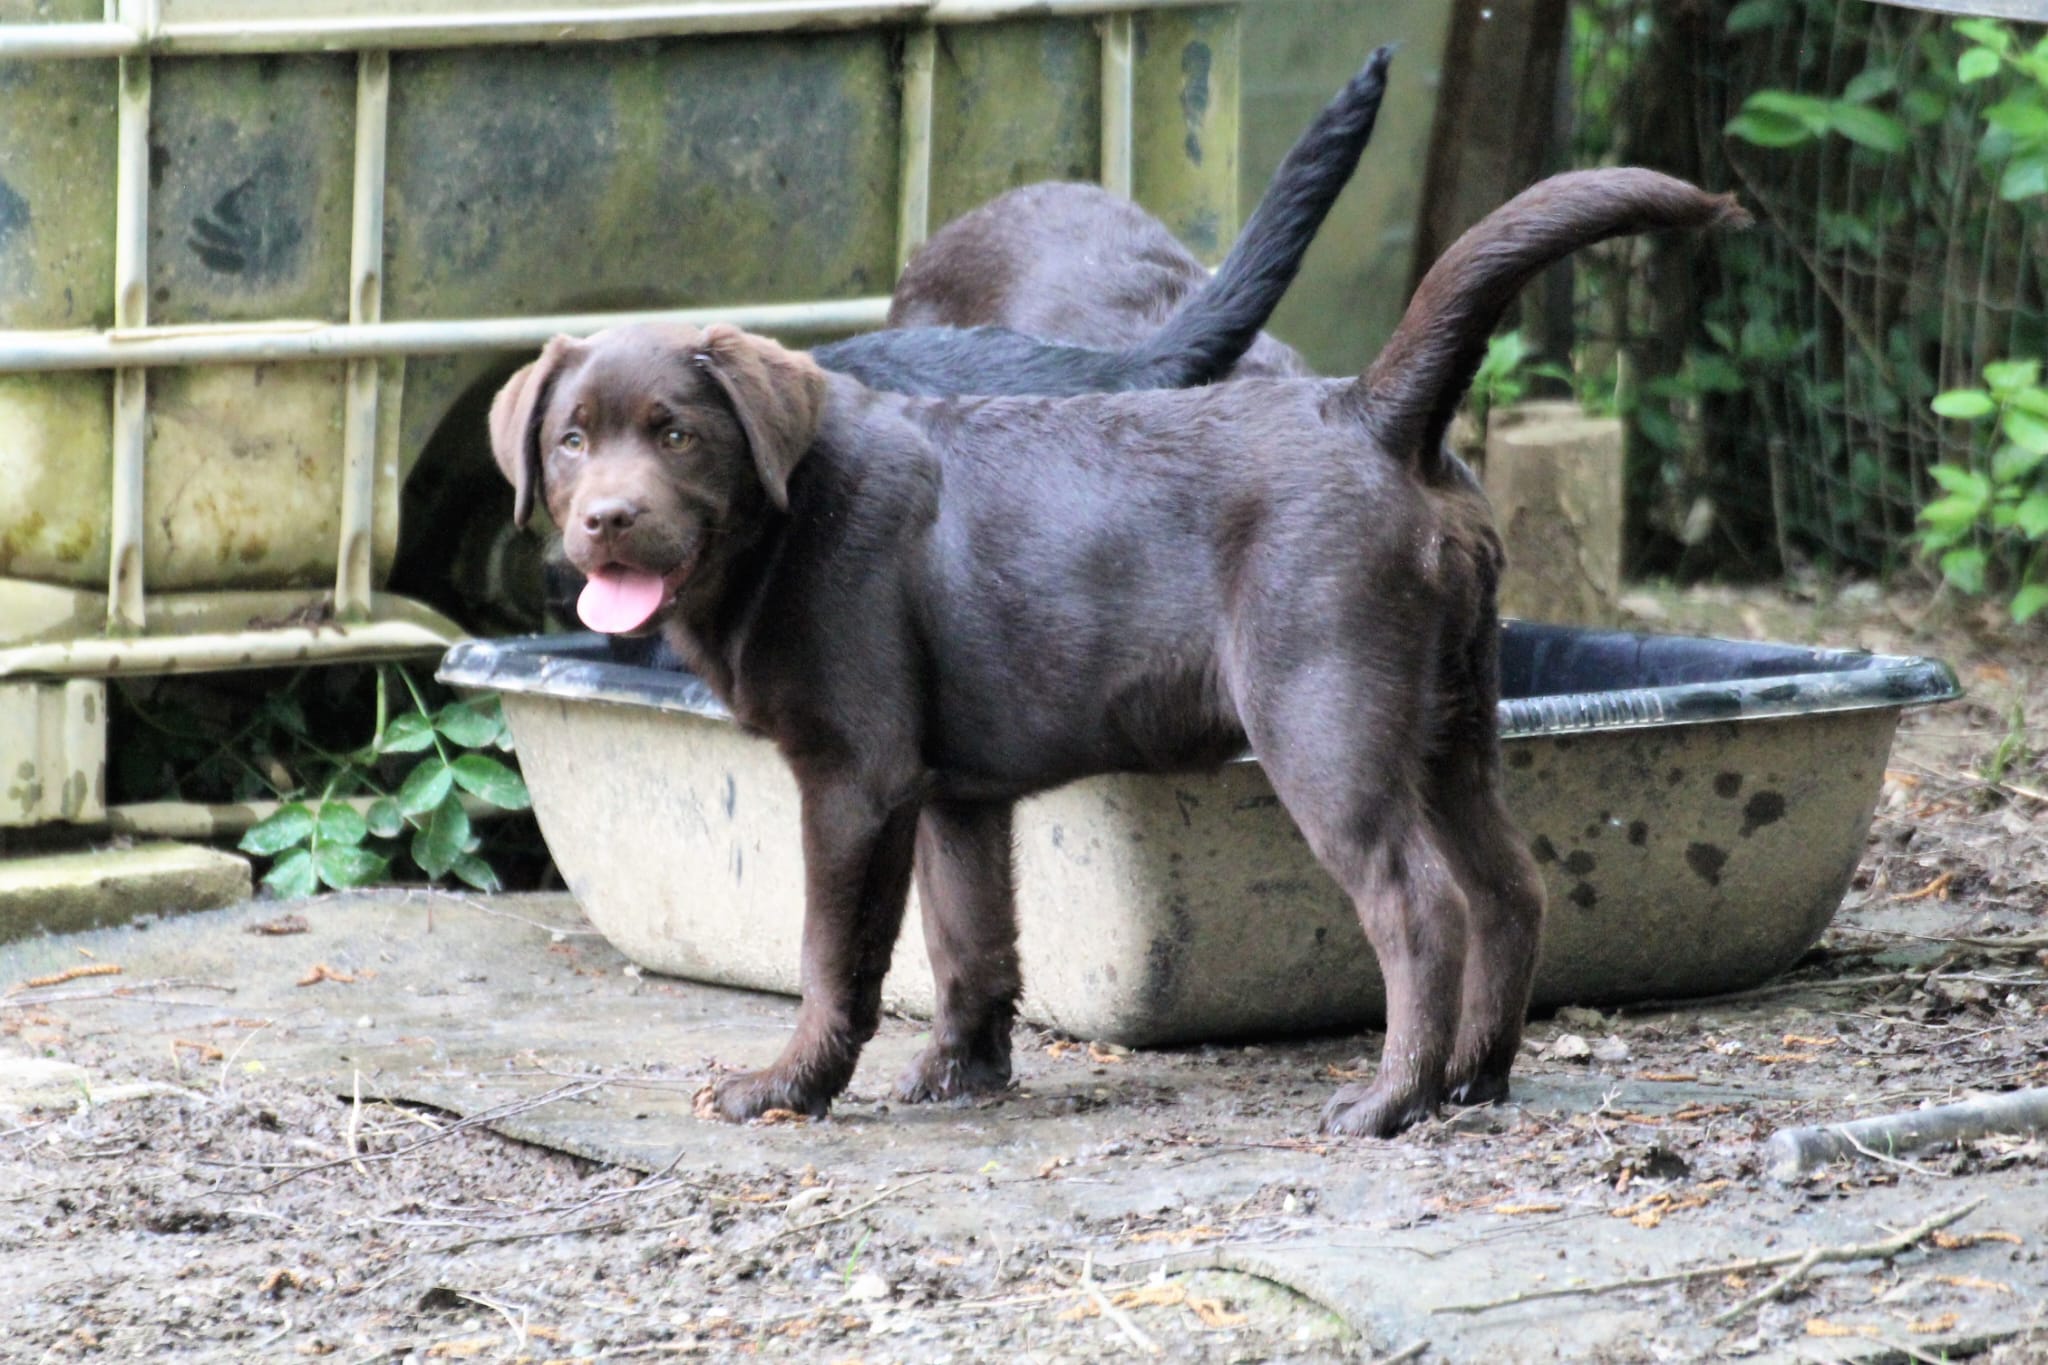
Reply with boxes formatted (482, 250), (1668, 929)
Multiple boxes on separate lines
(490, 169), (1746, 1136)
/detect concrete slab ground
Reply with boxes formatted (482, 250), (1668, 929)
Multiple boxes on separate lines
(3, 889), (2044, 1361)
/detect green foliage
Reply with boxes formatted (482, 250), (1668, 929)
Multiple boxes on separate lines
(1953, 20), (2048, 203)
(237, 668), (529, 898)
(1724, 10), (2048, 208)
(1920, 359), (2048, 622)
(1726, 89), (1908, 153)
(1712, 8), (2048, 596)
(1468, 331), (1570, 437)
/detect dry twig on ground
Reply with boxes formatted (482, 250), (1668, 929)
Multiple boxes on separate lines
(1435, 1199), (1983, 1321)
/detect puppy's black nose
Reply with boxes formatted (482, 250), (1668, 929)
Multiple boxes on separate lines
(582, 498), (640, 538)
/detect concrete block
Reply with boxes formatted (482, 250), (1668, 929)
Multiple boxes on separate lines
(0, 679), (107, 827)
(1485, 411), (1624, 626)
(0, 841), (251, 942)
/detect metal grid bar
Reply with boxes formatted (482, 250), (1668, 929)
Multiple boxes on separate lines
(1099, 11), (1134, 197)
(336, 49), (390, 620)
(0, 298), (894, 373)
(895, 26), (936, 273)
(0, 0), (1232, 59)
(0, 617), (458, 679)
(107, 1), (155, 632)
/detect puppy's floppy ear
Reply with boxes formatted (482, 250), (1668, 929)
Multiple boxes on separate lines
(692, 323), (827, 511)
(488, 334), (577, 530)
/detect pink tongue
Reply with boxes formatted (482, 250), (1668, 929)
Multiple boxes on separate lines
(577, 567), (669, 634)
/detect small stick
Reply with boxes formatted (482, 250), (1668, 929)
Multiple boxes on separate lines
(449, 1289), (529, 1356)
(1836, 1130), (1942, 1179)
(250, 1313), (293, 1353)
(245, 1080), (609, 1194)
(346, 1069), (367, 1175)
(1081, 1251), (1162, 1357)
(427, 1217), (629, 1256)
(1617, 971), (1933, 1014)
(405, 888), (604, 937)
(1839, 928), (2048, 953)
(755, 1173), (932, 1249)
(1369, 1342), (1430, 1364)
(1893, 871), (1953, 902)
(216, 1019), (275, 1093)
(1708, 1199), (1985, 1327)
(0, 979), (233, 1009)
(1435, 1198), (1982, 1317)
(1765, 1089), (2048, 1182)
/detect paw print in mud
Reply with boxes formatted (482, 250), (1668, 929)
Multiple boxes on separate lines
(187, 159), (302, 281)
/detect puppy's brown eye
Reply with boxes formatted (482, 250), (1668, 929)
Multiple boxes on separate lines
(660, 427), (692, 453)
(561, 431), (585, 454)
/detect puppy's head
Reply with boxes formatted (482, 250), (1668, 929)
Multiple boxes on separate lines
(487, 322), (827, 635)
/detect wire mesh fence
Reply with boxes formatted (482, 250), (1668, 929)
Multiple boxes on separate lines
(1563, 0), (2048, 580)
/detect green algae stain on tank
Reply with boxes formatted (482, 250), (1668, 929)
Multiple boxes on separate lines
(144, 363), (348, 591)
(0, 374), (114, 585)
(927, 19), (1102, 231)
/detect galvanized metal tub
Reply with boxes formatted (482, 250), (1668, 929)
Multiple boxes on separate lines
(438, 623), (1961, 1044)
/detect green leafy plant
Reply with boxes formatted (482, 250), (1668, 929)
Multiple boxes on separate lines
(1920, 359), (2048, 622)
(1953, 18), (2048, 204)
(1468, 331), (1571, 438)
(238, 667), (530, 898)
(1717, 10), (2048, 594)
(1725, 84), (1910, 156)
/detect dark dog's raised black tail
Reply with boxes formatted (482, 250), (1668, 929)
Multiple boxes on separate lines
(1123, 45), (1393, 387)
(1352, 168), (1748, 479)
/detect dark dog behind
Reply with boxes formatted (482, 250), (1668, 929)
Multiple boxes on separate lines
(816, 46), (1387, 398)
(888, 169), (1333, 380)
(493, 169), (1746, 1137)
(539, 49), (1388, 631)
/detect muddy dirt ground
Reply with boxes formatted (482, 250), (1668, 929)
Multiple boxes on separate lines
(3, 584), (2046, 1364)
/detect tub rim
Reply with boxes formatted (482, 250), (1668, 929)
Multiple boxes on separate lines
(436, 621), (1964, 742)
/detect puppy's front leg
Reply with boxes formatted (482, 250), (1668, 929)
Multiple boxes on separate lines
(712, 781), (920, 1121)
(896, 800), (1020, 1103)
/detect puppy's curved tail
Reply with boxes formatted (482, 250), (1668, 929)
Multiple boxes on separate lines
(1351, 168), (1748, 479)
(1124, 45), (1393, 387)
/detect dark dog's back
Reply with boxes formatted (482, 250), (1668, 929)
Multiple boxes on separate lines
(889, 181), (1314, 380)
(838, 47), (1389, 396)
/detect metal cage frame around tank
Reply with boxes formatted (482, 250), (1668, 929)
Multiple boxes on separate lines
(0, 0), (1236, 679)
(0, 0), (1242, 832)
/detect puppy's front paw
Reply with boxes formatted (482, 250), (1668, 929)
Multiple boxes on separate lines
(703, 1068), (831, 1123)
(893, 1043), (1012, 1105)
(1318, 1080), (1438, 1138)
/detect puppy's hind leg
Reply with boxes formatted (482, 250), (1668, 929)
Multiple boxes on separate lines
(1428, 555), (1544, 1106)
(895, 800), (1021, 1103)
(1237, 663), (1468, 1138)
(1430, 751), (1544, 1106)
